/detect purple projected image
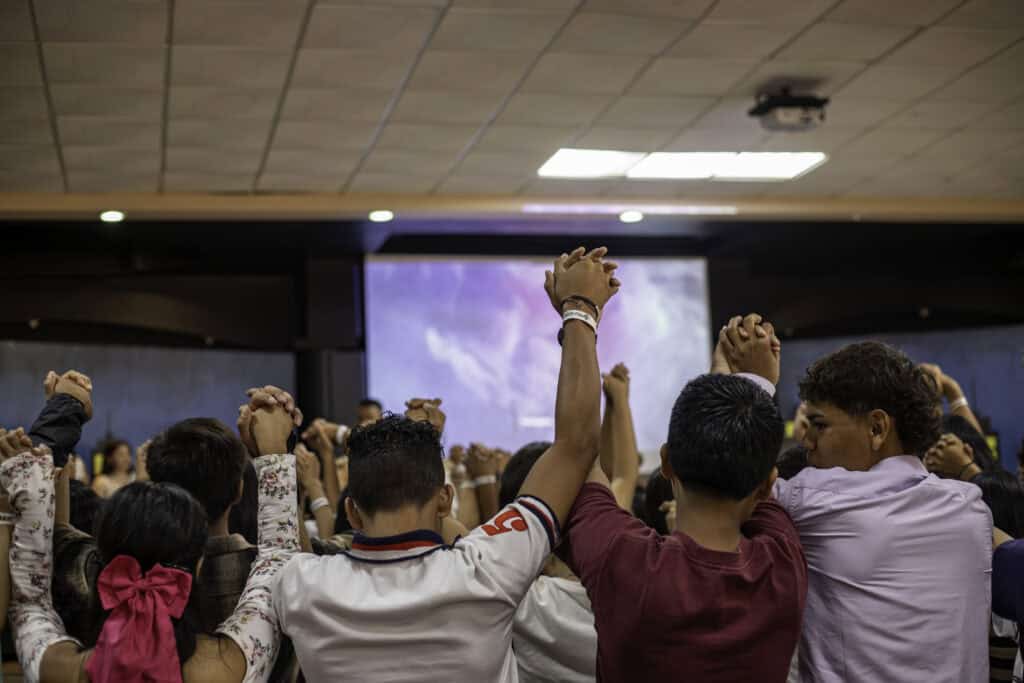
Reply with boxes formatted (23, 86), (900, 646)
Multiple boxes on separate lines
(365, 257), (710, 468)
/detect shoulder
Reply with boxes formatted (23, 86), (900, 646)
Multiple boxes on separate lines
(184, 636), (247, 683)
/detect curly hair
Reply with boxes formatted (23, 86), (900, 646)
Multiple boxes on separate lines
(346, 413), (445, 515)
(799, 341), (941, 456)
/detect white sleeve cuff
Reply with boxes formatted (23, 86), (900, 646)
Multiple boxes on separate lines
(735, 372), (776, 398)
(335, 425), (350, 447)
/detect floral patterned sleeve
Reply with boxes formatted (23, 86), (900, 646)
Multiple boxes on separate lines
(217, 453), (299, 683)
(0, 450), (82, 683)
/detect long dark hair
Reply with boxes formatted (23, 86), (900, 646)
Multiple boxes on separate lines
(974, 470), (1024, 539)
(94, 482), (208, 669)
(228, 462), (259, 546)
(100, 439), (134, 476)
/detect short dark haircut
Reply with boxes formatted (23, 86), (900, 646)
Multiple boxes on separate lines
(334, 486), (354, 534)
(642, 470), (674, 535)
(346, 414), (444, 515)
(974, 470), (1024, 539)
(498, 441), (551, 508)
(100, 439), (134, 475)
(359, 398), (383, 412)
(942, 415), (995, 472)
(69, 480), (103, 535)
(146, 418), (248, 522)
(799, 341), (941, 456)
(667, 373), (784, 500)
(777, 445), (810, 480)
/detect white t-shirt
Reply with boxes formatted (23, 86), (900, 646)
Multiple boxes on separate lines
(274, 495), (558, 682)
(513, 575), (597, 683)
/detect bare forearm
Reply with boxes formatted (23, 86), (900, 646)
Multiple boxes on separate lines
(319, 448), (342, 511)
(554, 320), (601, 454)
(607, 397), (639, 510)
(476, 482), (499, 522)
(599, 405), (615, 480)
(456, 484), (481, 529)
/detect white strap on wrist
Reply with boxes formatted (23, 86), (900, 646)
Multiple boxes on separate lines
(563, 309), (598, 335)
(310, 496), (330, 513)
(473, 474), (497, 486)
(334, 425), (350, 447)
(949, 397), (969, 412)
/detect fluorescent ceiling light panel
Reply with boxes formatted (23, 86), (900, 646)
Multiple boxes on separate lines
(626, 153), (734, 179)
(714, 152), (826, 180)
(537, 148), (647, 178)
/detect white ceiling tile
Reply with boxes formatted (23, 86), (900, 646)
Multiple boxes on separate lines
(305, 4), (438, 49)
(972, 100), (1024, 129)
(757, 127), (865, 152)
(292, 49), (413, 89)
(884, 27), (1022, 67)
(574, 126), (676, 151)
(67, 171), (159, 192)
(430, 9), (568, 52)
(0, 2), (34, 41)
(669, 23), (800, 59)
(827, 0), (962, 26)
(777, 23), (915, 61)
(949, 167), (1020, 198)
(988, 144), (1024, 179)
(930, 61), (1024, 103)
(166, 147), (261, 174)
(688, 97), (758, 129)
(0, 44), (42, 86)
(0, 145), (60, 173)
(760, 165), (863, 196)
(630, 58), (757, 95)
(474, 123), (577, 151)
(707, 0), (835, 25)
(732, 60), (866, 97)
(453, 0), (575, 8)
(264, 148), (361, 176)
(836, 65), (962, 99)
(823, 98), (907, 127)
(408, 50), (534, 93)
(608, 180), (687, 197)
(173, 47), (290, 87)
(391, 89), (505, 124)
(665, 126), (768, 151)
(273, 121), (377, 150)
(521, 53), (649, 95)
(457, 149), (552, 176)
(282, 87), (394, 122)
(0, 87), (48, 119)
(911, 129), (1024, 166)
(676, 180), (773, 197)
(63, 146), (158, 173)
(171, 87), (279, 119)
(552, 12), (689, 55)
(376, 123), (480, 152)
(49, 86), (161, 119)
(347, 172), (439, 193)
(887, 100), (1003, 129)
(43, 44), (164, 85)
(0, 119), (53, 145)
(838, 127), (948, 159)
(334, 0), (447, 8)
(164, 172), (254, 192)
(0, 171), (63, 191)
(521, 177), (615, 196)
(599, 95), (712, 127)
(258, 174), (343, 193)
(34, 0), (167, 43)
(58, 117), (161, 147)
(168, 119), (272, 148)
(361, 149), (460, 176)
(498, 93), (613, 125)
(174, 1), (305, 47)
(581, 0), (715, 19)
(941, 0), (1024, 28)
(436, 173), (527, 194)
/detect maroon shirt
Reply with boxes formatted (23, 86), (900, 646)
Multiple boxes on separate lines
(558, 483), (807, 683)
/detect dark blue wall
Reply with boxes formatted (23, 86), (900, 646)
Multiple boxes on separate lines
(1, 341), (294, 471)
(778, 326), (1024, 471)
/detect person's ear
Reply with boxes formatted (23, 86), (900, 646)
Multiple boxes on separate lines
(755, 466), (778, 501)
(437, 483), (454, 519)
(345, 496), (364, 531)
(660, 443), (673, 480)
(868, 410), (892, 452)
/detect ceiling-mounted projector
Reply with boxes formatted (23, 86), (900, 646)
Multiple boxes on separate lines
(748, 88), (829, 132)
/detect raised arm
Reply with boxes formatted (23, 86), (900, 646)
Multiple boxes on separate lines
(29, 370), (92, 467)
(302, 419), (342, 511)
(599, 363), (640, 510)
(921, 363), (984, 435)
(518, 247), (620, 525)
(296, 444), (334, 540)
(466, 444), (500, 522)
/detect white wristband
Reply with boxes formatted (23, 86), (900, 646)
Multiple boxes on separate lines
(335, 425), (349, 447)
(949, 397), (969, 412)
(310, 496), (330, 513)
(563, 309), (598, 335)
(473, 474), (497, 486)
(458, 480), (477, 490)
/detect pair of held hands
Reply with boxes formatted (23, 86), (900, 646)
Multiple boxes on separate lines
(923, 433), (978, 479)
(0, 368), (96, 464)
(711, 313), (782, 385)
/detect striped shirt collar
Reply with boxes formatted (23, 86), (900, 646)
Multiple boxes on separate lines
(345, 529), (449, 563)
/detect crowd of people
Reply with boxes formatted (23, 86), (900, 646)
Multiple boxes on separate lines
(0, 245), (1022, 682)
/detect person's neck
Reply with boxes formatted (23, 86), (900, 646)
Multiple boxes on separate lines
(674, 487), (750, 553)
(208, 513), (231, 538)
(359, 505), (440, 538)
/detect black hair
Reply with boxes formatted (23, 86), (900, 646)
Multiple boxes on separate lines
(69, 479), (103, 535)
(346, 414), (444, 516)
(228, 462), (259, 546)
(146, 418), (247, 522)
(642, 470), (674, 535)
(95, 482), (208, 671)
(359, 398), (383, 412)
(777, 444), (810, 481)
(498, 441), (551, 508)
(667, 373), (784, 500)
(942, 415), (995, 472)
(974, 470), (1024, 539)
(100, 439), (133, 475)
(799, 341), (941, 456)
(334, 486), (354, 534)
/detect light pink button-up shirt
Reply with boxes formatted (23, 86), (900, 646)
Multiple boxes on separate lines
(775, 456), (992, 682)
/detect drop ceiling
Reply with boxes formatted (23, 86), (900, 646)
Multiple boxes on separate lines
(1, 0), (1023, 209)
